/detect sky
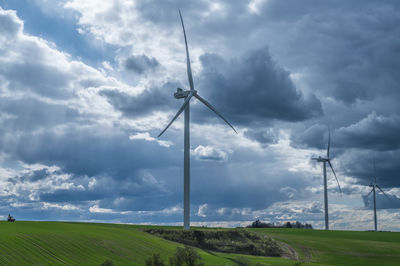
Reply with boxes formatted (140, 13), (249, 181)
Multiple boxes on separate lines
(0, 0), (400, 231)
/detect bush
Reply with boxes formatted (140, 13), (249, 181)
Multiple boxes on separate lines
(169, 246), (203, 266)
(144, 246), (203, 266)
(145, 228), (284, 257)
(100, 260), (114, 266)
(145, 253), (166, 266)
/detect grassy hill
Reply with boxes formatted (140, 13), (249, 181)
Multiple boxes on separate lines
(0, 221), (399, 265)
(248, 228), (400, 265)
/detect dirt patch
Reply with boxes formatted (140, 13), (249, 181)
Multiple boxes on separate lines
(279, 241), (299, 260)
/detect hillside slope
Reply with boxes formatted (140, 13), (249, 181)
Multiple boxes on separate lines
(0, 221), (291, 265)
(249, 228), (400, 265)
(0, 221), (399, 265)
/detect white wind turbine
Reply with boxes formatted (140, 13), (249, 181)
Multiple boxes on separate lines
(312, 129), (342, 230)
(158, 10), (237, 230)
(366, 160), (390, 232)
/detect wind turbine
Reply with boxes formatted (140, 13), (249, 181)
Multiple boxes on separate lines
(366, 160), (389, 232)
(158, 9), (237, 230)
(312, 129), (342, 230)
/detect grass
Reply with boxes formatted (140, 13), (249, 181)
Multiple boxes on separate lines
(248, 228), (400, 265)
(0, 221), (291, 265)
(0, 221), (399, 265)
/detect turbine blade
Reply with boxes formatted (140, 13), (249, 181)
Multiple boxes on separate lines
(376, 185), (390, 199)
(366, 188), (374, 198)
(178, 9), (194, 91)
(373, 158), (376, 184)
(328, 160), (342, 195)
(194, 94), (237, 133)
(158, 93), (193, 137)
(327, 127), (331, 158)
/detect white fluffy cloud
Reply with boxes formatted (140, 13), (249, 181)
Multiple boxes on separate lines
(192, 145), (228, 161)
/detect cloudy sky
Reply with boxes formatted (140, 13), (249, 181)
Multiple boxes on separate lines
(0, 0), (399, 231)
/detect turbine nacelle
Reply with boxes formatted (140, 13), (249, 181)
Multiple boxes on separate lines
(312, 156), (329, 162)
(174, 88), (197, 99)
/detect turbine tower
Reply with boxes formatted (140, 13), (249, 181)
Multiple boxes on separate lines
(158, 9), (237, 230)
(312, 129), (342, 230)
(366, 161), (389, 232)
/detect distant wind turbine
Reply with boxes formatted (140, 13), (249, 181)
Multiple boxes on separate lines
(312, 129), (342, 230)
(158, 9), (237, 230)
(366, 160), (390, 232)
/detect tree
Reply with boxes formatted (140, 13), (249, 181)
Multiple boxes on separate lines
(169, 246), (204, 266)
(145, 253), (166, 266)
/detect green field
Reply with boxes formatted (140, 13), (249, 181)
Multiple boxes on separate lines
(0, 221), (399, 265)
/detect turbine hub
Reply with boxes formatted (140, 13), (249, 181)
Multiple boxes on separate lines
(315, 156), (328, 162)
(174, 88), (196, 99)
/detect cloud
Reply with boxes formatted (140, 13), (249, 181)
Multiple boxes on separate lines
(256, 1), (400, 105)
(290, 124), (328, 150)
(338, 149), (400, 188)
(362, 193), (400, 210)
(1, 1), (400, 230)
(99, 81), (179, 118)
(197, 203), (208, 217)
(291, 112), (400, 156)
(280, 186), (297, 199)
(192, 145), (228, 161)
(129, 132), (173, 147)
(336, 113), (400, 151)
(89, 204), (115, 214)
(197, 49), (322, 125)
(244, 128), (279, 145)
(124, 54), (160, 74)
(0, 8), (22, 36)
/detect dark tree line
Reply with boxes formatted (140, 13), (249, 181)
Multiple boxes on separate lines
(247, 220), (313, 229)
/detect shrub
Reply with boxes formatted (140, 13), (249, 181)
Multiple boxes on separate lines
(145, 228), (284, 257)
(169, 246), (204, 266)
(100, 260), (114, 266)
(145, 253), (166, 266)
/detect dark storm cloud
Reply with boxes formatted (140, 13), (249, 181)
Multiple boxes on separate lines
(290, 124), (328, 150)
(100, 81), (179, 117)
(259, 0), (400, 104)
(0, 96), (80, 130)
(292, 112), (400, 152)
(0, 7), (77, 99)
(0, 127), (178, 179)
(340, 149), (400, 188)
(196, 48), (322, 125)
(244, 128), (279, 145)
(39, 172), (172, 212)
(335, 113), (400, 151)
(40, 189), (101, 202)
(2, 0), (400, 227)
(24, 168), (50, 182)
(7, 168), (52, 184)
(189, 156), (311, 211)
(1, 62), (72, 99)
(362, 193), (400, 210)
(124, 54), (160, 74)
